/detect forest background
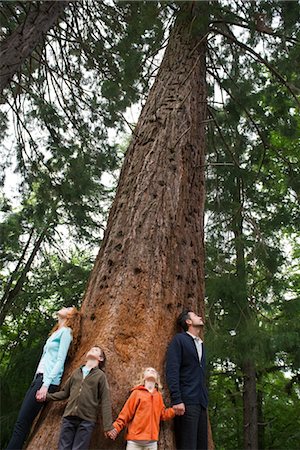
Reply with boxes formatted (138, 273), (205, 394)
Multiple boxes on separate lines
(0, 1), (299, 449)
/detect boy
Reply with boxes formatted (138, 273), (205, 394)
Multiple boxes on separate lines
(46, 345), (113, 450)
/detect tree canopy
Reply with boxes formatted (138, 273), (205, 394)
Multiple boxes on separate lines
(1, 1), (299, 449)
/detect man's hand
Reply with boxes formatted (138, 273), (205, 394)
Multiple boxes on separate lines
(36, 385), (48, 402)
(105, 428), (118, 440)
(173, 402), (185, 415)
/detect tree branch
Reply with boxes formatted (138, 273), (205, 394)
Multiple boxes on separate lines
(209, 27), (300, 107)
(0, 1), (69, 95)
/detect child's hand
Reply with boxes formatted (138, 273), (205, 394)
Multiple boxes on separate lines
(173, 402), (185, 415)
(105, 428), (118, 440)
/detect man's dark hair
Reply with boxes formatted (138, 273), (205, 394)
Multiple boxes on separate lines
(177, 309), (192, 332)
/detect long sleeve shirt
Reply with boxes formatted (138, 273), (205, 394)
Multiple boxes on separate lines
(36, 326), (72, 387)
(47, 366), (113, 430)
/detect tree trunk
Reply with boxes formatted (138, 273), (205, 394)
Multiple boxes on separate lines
(27, 6), (212, 450)
(0, 227), (48, 326)
(233, 175), (258, 450)
(0, 1), (69, 95)
(243, 360), (258, 450)
(257, 387), (264, 450)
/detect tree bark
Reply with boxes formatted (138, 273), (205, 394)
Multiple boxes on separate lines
(233, 175), (258, 450)
(243, 360), (258, 450)
(27, 6), (212, 450)
(257, 387), (265, 449)
(0, 1), (68, 95)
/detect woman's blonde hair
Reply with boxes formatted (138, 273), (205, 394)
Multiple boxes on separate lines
(50, 307), (82, 358)
(134, 367), (163, 391)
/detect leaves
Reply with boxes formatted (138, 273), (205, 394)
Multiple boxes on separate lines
(1, 1), (300, 448)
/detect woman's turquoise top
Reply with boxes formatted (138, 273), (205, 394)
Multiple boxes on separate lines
(36, 326), (72, 387)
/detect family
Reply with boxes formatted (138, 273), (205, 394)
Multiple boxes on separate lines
(6, 307), (208, 450)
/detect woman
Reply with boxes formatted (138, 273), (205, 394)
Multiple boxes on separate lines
(6, 306), (81, 450)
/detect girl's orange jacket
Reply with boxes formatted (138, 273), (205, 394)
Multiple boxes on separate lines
(113, 385), (175, 441)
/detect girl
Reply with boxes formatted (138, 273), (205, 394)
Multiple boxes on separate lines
(108, 367), (175, 450)
(6, 306), (81, 450)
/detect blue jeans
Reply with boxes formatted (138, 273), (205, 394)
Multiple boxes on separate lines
(6, 374), (57, 450)
(174, 404), (208, 450)
(58, 416), (96, 450)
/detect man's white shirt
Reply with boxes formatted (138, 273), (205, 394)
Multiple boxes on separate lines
(186, 331), (203, 363)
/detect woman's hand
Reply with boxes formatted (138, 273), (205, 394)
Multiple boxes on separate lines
(36, 385), (48, 402)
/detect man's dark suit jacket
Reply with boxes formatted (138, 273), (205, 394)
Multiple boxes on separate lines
(166, 332), (208, 408)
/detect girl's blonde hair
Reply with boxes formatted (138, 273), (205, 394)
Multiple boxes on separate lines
(135, 367), (163, 391)
(50, 307), (82, 358)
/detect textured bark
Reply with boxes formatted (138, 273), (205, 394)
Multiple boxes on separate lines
(0, 1), (68, 95)
(27, 9), (211, 450)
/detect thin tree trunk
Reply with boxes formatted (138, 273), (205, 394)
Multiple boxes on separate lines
(0, 227), (48, 325)
(233, 175), (258, 450)
(0, 1), (68, 95)
(257, 387), (264, 449)
(0, 228), (34, 318)
(243, 360), (258, 450)
(27, 6), (212, 450)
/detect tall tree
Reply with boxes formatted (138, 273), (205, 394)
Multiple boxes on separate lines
(1, 1), (299, 449)
(27, 3), (209, 449)
(205, 25), (300, 446)
(0, 0), (166, 324)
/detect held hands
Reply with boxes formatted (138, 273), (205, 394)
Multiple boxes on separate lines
(173, 402), (185, 415)
(36, 385), (48, 402)
(105, 428), (118, 440)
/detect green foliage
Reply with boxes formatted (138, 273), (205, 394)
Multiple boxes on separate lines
(204, 1), (300, 446)
(0, 250), (92, 448)
(1, 0), (300, 448)
(208, 369), (300, 450)
(209, 372), (244, 450)
(0, 0), (167, 326)
(259, 372), (300, 449)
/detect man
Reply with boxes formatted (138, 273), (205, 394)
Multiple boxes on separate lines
(45, 345), (114, 450)
(166, 309), (208, 450)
